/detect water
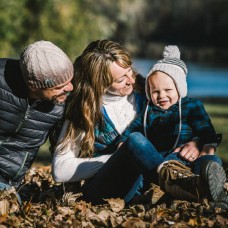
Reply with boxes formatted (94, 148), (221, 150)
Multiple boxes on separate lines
(133, 59), (228, 98)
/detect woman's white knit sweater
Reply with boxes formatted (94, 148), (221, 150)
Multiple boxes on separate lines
(102, 93), (137, 134)
(52, 93), (137, 183)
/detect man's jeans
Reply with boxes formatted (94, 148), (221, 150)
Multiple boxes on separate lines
(0, 175), (22, 205)
(82, 132), (222, 205)
(0, 182), (22, 205)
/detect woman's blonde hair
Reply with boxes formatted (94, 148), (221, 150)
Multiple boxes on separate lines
(60, 40), (133, 157)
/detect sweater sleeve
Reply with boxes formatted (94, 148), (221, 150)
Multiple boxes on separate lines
(52, 120), (112, 182)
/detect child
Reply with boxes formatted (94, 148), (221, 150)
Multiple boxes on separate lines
(119, 46), (227, 207)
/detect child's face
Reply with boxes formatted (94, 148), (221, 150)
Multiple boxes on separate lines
(148, 71), (179, 110)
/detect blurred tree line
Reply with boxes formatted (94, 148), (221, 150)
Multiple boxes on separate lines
(0, 0), (228, 65)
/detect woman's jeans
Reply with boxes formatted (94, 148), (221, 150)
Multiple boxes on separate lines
(82, 132), (222, 205)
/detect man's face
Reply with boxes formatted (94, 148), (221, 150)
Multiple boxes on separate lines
(29, 77), (73, 104)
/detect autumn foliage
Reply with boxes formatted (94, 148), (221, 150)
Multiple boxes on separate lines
(0, 166), (227, 227)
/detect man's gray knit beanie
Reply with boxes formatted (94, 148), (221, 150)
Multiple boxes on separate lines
(146, 45), (188, 98)
(20, 40), (73, 89)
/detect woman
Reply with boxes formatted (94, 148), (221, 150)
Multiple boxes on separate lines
(52, 40), (200, 205)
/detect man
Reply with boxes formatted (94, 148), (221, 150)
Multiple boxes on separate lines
(0, 41), (73, 197)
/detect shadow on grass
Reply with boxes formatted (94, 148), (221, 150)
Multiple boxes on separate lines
(34, 151), (52, 166)
(223, 161), (228, 170)
(210, 113), (228, 118)
(200, 97), (228, 105)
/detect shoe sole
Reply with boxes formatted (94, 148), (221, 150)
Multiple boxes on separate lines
(205, 161), (226, 201)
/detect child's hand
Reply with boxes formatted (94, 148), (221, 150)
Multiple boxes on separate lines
(200, 145), (216, 156)
(174, 140), (200, 162)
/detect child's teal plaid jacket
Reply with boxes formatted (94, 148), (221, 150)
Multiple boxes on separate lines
(118, 97), (219, 154)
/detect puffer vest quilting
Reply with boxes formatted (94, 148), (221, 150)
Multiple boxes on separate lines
(0, 58), (65, 183)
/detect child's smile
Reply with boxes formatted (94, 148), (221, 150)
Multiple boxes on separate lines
(148, 71), (179, 110)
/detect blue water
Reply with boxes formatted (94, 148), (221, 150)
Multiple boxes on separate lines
(133, 59), (228, 98)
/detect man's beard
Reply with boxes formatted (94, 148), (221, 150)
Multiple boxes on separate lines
(52, 91), (71, 105)
(53, 99), (64, 105)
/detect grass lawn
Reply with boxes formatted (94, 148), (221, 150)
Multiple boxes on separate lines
(35, 102), (228, 167)
(204, 103), (228, 166)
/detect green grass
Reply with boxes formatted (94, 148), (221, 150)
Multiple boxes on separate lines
(35, 103), (228, 165)
(35, 139), (52, 166)
(204, 104), (228, 163)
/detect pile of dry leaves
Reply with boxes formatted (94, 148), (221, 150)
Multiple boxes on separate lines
(0, 166), (227, 227)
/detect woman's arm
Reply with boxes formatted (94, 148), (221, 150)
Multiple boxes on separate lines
(52, 120), (111, 182)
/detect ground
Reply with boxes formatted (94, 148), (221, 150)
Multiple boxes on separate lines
(0, 166), (227, 227)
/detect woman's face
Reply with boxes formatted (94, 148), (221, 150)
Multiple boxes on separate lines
(108, 61), (135, 96)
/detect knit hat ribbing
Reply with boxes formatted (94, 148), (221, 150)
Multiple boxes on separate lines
(146, 45), (188, 99)
(20, 40), (73, 89)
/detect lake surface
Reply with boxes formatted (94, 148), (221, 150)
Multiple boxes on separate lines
(133, 59), (228, 98)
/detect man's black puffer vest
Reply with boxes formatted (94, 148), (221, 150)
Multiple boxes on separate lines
(0, 58), (65, 185)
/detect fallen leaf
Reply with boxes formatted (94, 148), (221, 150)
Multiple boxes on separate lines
(104, 198), (125, 212)
(0, 199), (9, 216)
(216, 215), (228, 225)
(122, 217), (147, 228)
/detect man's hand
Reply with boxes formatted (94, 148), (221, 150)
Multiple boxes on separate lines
(173, 140), (200, 162)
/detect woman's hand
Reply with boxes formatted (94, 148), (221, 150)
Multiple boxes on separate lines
(173, 140), (200, 162)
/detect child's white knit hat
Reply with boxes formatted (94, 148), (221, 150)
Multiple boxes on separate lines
(146, 45), (188, 98)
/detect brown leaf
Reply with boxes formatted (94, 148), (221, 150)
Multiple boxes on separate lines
(74, 200), (91, 216)
(22, 200), (32, 214)
(81, 221), (95, 228)
(110, 212), (124, 227)
(150, 183), (165, 204)
(61, 192), (82, 206)
(2, 165), (227, 227)
(104, 198), (125, 212)
(57, 206), (74, 216)
(97, 210), (110, 222)
(188, 218), (198, 226)
(224, 182), (228, 191)
(85, 210), (111, 226)
(0, 215), (7, 223)
(206, 219), (215, 227)
(130, 204), (145, 217)
(0, 187), (20, 215)
(215, 215), (228, 226)
(0, 199), (9, 216)
(54, 213), (63, 222)
(122, 217), (147, 228)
